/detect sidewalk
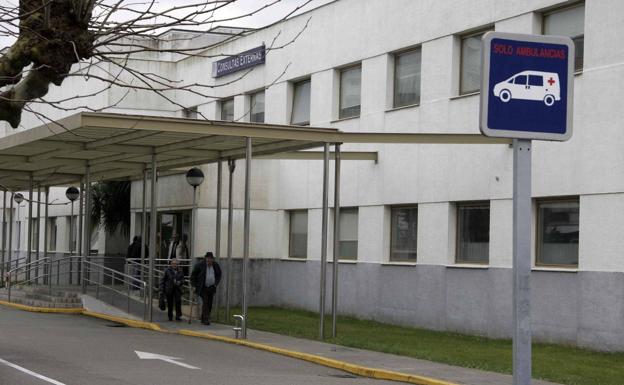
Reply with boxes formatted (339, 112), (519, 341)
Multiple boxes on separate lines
(157, 319), (561, 385)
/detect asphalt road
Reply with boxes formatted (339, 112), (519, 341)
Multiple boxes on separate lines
(0, 306), (398, 385)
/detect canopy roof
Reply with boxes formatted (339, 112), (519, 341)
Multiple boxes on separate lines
(0, 112), (511, 190)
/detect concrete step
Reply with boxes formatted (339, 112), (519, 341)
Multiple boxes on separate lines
(18, 286), (80, 299)
(0, 288), (83, 308)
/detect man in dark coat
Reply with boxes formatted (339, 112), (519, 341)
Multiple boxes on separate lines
(190, 252), (222, 325)
(160, 258), (185, 321)
(126, 236), (148, 287)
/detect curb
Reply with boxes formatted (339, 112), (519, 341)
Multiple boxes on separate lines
(1, 301), (458, 385)
(0, 300), (83, 314)
(178, 329), (458, 385)
(0, 301), (161, 331)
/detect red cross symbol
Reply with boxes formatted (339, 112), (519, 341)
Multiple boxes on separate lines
(547, 77), (555, 86)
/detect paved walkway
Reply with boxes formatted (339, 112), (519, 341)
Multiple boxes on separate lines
(156, 318), (561, 385)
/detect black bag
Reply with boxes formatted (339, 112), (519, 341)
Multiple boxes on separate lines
(158, 292), (166, 311)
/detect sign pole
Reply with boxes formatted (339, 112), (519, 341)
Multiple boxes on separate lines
(512, 138), (532, 385)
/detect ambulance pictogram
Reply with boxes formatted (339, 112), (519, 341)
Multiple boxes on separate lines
(493, 70), (560, 106)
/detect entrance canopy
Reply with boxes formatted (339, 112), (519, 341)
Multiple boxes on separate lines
(0, 112), (511, 190)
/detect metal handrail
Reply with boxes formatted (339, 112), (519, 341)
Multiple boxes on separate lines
(5, 255), (149, 320)
(126, 259), (199, 322)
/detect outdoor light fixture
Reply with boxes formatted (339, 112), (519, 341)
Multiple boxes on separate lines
(65, 186), (80, 255)
(65, 186), (80, 201)
(185, 167), (204, 187)
(13, 193), (24, 204)
(186, 167), (204, 266)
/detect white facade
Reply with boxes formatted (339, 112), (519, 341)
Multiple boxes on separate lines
(3, 0), (624, 350)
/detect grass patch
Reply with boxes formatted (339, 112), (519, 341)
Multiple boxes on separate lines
(216, 306), (624, 385)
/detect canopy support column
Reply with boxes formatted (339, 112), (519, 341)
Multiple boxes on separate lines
(241, 138), (252, 339)
(43, 187), (49, 286)
(213, 160), (223, 320)
(319, 143), (330, 339)
(225, 159), (235, 322)
(35, 186), (41, 283)
(148, 154), (158, 322)
(331, 143), (341, 338)
(78, 180), (84, 284)
(140, 169), (147, 286)
(26, 175), (33, 281)
(1, 190), (6, 281)
(82, 166), (91, 294)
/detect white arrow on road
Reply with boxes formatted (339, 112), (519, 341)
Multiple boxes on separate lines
(135, 351), (200, 370)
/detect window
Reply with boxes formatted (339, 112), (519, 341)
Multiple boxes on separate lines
(338, 208), (358, 260)
(288, 210), (308, 258)
(537, 199), (579, 266)
(339, 66), (361, 119)
(529, 75), (543, 86)
(183, 106), (198, 119)
(220, 98), (234, 121)
(456, 202), (490, 264)
(67, 215), (78, 252)
(543, 3), (584, 71)
(514, 75), (527, 85)
(460, 29), (492, 94)
(30, 218), (39, 249)
(390, 206), (418, 262)
(291, 79), (311, 125)
(250, 91), (265, 123)
(394, 48), (421, 107)
(49, 217), (57, 251)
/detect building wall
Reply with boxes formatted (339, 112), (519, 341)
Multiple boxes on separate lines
(2, 0), (624, 350)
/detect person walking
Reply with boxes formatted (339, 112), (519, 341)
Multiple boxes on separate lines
(126, 236), (148, 288)
(176, 234), (190, 276)
(160, 258), (185, 321)
(167, 233), (179, 260)
(190, 252), (222, 325)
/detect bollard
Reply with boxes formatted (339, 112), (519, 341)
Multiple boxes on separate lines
(233, 314), (245, 339)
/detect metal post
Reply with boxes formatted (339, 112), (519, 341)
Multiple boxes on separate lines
(241, 138), (252, 339)
(225, 159), (235, 321)
(8, 193), (13, 273)
(78, 181), (84, 284)
(82, 166), (91, 294)
(513, 139), (532, 385)
(331, 143), (341, 338)
(319, 143), (330, 339)
(69, 197), (75, 284)
(43, 188), (49, 286)
(214, 160), (223, 320)
(141, 169), (147, 285)
(1, 190), (5, 282)
(149, 154), (158, 322)
(36, 186), (40, 283)
(190, 186), (197, 258)
(26, 175), (33, 281)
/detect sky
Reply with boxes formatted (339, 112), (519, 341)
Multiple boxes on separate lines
(0, 0), (334, 48)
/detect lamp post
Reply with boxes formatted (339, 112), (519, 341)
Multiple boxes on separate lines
(14, 193), (23, 260)
(186, 167), (204, 261)
(65, 187), (80, 256)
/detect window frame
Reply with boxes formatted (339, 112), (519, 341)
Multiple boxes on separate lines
(337, 207), (358, 261)
(291, 78), (311, 126)
(338, 64), (362, 119)
(535, 197), (580, 268)
(288, 210), (308, 259)
(459, 27), (494, 95)
(455, 201), (491, 265)
(389, 205), (418, 263)
(249, 90), (265, 123)
(393, 47), (422, 108)
(219, 98), (234, 121)
(183, 106), (198, 119)
(542, 2), (585, 72)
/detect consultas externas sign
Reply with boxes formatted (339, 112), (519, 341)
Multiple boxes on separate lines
(212, 45), (266, 78)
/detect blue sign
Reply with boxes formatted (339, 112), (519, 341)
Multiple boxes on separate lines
(480, 32), (574, 141)
(212, 45), (265, 78)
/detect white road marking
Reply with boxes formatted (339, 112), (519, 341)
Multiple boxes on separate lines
(0, 357), (66, 385)
(135, 350), (200, 370)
